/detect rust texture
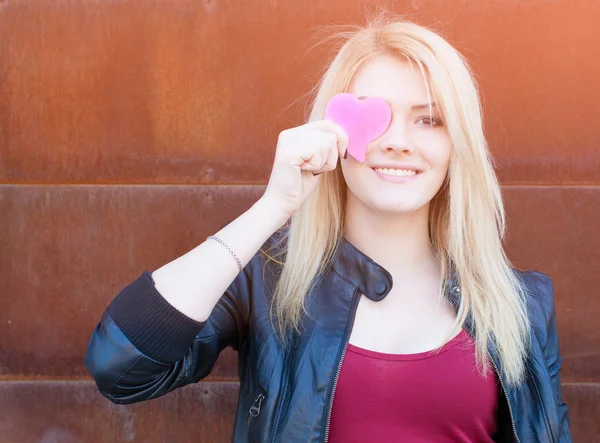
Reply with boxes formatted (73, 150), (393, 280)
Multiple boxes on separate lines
(0, 0), (597, 441)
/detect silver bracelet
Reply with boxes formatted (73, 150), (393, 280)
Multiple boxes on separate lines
(207, 235), (243, 273)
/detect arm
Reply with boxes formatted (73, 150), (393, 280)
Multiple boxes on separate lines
(84, 197), (289, 404)
(84, 118), (347, 403)
(531, 271), (572, 442)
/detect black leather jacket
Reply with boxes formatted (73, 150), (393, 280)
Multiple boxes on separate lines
(85, 235), (572, 442)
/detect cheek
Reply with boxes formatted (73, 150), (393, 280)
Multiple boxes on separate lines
(340, 161), (371, 199)
(340, 161), (360, 187)
(422, 135), (452, 175)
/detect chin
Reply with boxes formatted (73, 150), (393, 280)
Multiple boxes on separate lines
(345, 179), (435, 215)
(367, 197), (428, 215)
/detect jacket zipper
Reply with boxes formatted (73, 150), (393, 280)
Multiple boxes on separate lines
(322, 291), (360, 443)
(271, 350), (292, 443)
(323, 340), (349, 442)
(247, 391), (265, 429)
(488, 352), (521, 443)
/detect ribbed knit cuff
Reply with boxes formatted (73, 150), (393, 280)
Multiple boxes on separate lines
(107, 272), (207, 364)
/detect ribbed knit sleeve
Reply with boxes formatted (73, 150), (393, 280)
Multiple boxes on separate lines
(107, 272), (206, 364)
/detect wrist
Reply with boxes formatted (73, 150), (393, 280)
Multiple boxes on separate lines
(255, 195), (291, 228)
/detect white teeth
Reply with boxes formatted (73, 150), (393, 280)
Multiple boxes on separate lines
(374, 168), (417, 177)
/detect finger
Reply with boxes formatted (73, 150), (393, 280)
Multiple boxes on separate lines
(324, 135), (339, 170)
(312, 140), (339, 175)
(297, 150), (323, 172)
(309, 120), (349, 157)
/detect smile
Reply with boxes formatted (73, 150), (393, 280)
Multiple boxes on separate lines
(371, 167), (422, 183)
(373, 168), (417, 177)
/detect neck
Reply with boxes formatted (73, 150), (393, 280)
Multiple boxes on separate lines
(343, 199), (439, 281)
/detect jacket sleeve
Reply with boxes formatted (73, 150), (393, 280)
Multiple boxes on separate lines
(84, 267), (252, 405)
(531, 271), (572, 442)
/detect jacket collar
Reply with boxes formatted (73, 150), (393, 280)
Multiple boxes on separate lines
(332, 237), (463, 303)
(332, 236), (464, 309)
(332, 237), (394, 301)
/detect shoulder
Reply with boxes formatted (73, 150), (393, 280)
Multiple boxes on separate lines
(514, 269), (556, 330)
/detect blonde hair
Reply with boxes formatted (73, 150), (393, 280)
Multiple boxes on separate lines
(264, 13), (531, 387)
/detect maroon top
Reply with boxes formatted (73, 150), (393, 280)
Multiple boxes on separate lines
(327, 328), (500, 442)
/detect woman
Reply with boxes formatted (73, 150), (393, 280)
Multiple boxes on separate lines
(85, 16), (572, 442)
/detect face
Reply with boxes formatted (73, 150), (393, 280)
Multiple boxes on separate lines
(341, 54), (452, 215)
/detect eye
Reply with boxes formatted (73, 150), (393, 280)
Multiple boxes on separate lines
(416, 116), (443, 127)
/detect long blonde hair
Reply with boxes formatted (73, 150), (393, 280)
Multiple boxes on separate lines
(265, 14), (531, 387)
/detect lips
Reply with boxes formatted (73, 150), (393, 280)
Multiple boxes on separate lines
(368, 162), (425, 182)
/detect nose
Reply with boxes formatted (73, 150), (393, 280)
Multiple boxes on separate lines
(376, 119), (414, 155)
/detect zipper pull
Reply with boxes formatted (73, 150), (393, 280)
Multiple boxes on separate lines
(249, 393), (265, 417)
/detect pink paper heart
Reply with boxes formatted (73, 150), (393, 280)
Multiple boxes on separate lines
(324, 93), (392, 163)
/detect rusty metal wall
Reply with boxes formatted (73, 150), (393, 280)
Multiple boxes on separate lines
(1, 0), (598, 442)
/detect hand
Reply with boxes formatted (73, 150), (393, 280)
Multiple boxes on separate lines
(261, 120), (349, 218)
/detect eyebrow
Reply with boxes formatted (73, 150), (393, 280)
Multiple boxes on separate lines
(411, 102), (437, 111)
(357, 96), (437, 111)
